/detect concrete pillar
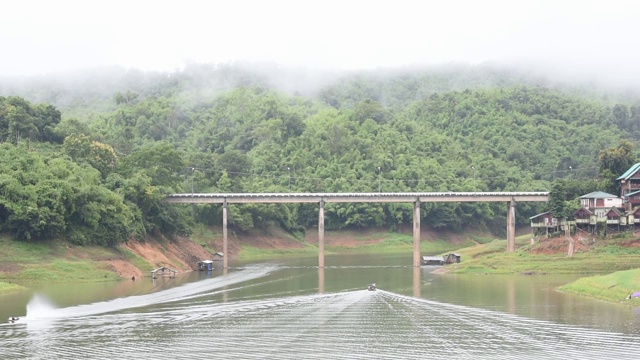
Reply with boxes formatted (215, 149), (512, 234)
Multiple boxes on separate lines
(413, 200), (421, 267)
(507, 198), (516, 253)
(318, 199), (325, 268)
(223, 200), (228, 269)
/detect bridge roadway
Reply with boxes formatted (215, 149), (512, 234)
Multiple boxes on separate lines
(166, 192), (549, 269)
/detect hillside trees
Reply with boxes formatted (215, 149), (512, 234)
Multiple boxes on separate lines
(598, 140), (636, 194)
(63, 134), (118, 178)
(185, 84), (630, 232)
(0, 143), (133, 244)
(0, 94), (193, 244)
(0, 96), (61, 144)
(2, 66), (638, 241)
(113, 141), (191, 237)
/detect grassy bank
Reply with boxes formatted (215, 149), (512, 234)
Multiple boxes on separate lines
(239, 244), (318, 259)
(447, 251), (640, 274)
(445, 235), (640, 275)
(440, 233), (640, 305)
(559, 269), (640, 303)
(0, 235), (130, 284)
(235, 231), (474, 259)
(0, 282), (26, 295)
(326, 232), (479, 254)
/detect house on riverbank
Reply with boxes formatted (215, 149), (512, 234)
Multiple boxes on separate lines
(532, 163), (640, 238)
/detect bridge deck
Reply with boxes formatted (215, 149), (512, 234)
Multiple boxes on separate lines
(165, 192), (549, 204)
(165, 191), (549, 268)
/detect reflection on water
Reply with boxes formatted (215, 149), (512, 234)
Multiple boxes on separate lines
(1, 254), (640, 359)
(413, 266), (421, 298)
(318, 267), (325, 294)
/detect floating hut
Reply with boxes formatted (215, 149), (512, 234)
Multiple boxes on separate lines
(197, 260), (214, 271)
(212, 252), (224, 261)
(151, 266), (178, 279)
(422, 256), (444, 265)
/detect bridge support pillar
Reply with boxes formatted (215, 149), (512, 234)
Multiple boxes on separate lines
(223, 200), (228, 269)
(318, 199), (325, 268)
(507, 198), (516, 253)
(413, 200), (421, 267)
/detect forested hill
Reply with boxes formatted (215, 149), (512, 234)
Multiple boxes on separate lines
(0, 64), (639, 246)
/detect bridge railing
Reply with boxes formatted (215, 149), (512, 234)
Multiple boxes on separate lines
(165, 192), (549, 204)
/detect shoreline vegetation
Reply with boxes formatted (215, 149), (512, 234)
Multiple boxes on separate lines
(1, 229), (640, 305)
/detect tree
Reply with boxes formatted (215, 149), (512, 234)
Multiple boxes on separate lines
(63, 134), (118, 178)
(548, 181), (568, 219)
(598, 140), (636, 194)
(114, 90), (139, 105)
(120, 142), (184, 187)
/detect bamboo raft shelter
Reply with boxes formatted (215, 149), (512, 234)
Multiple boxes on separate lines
(151, 266), (178, 279)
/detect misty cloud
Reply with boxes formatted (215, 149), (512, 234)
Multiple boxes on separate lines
(1, 0), (639, 87)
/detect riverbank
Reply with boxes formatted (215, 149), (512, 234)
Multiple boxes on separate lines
(188, 224), (484, 260)
(3, 227), (640, 304)
(440, 234), (640, 275)
(438, 233), (640, 304)
(558, 268), (640, 304)
(0, 225), (480, 294)
(0, 233), (214, 293)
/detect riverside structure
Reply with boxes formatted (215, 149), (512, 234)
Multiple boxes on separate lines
(165, 192), (549, 269)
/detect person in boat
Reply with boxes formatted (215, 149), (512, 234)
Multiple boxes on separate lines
(8, 317), (19, 323)
(368, 283), (376, 291)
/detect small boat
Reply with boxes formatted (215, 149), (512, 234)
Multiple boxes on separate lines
(7, 317), (20, 323)
(368, 283), (377, 291)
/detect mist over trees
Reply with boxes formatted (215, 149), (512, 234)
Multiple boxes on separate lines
(1, 62), (639, 245)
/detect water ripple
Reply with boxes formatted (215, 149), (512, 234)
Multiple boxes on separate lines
(2, 277), (640, 359)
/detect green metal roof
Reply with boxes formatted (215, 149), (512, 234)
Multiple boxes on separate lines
(616, 162), (640, 181)
(579, 191), (618, 199)
(529, 211), (551, 220)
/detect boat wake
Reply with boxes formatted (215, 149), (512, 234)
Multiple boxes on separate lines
(23, 265), (278, 322)
(3, 278), (640, 359)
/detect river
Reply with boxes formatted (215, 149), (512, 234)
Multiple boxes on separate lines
(1, 253), (640, 359)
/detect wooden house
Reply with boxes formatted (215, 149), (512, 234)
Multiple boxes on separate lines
(625, 190), (640, 211)
(574, 207), (593, 224)
(617, 162), (640, 210)
(529, 211), (555, 228)
(573, 192), (623, 235)
(629, 207), (640, 229)
(531, 164), (640, 236)
(579, 191), (622, 221)
(605, 207), (625, 232)
(573, 207), (594, 235)
(530, 211), (559, 235)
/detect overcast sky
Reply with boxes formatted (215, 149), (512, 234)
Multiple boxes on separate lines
(2, 0), (639, 83)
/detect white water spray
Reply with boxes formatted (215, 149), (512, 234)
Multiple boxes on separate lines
(25, 294), (58, 320)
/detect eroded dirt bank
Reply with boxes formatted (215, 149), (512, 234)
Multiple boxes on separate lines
(108, 225), (484, 279)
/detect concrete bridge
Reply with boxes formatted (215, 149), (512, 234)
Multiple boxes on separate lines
(165, 192), (549, 269)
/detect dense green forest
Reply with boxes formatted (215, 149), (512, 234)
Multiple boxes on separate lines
(1, 64), (639, 245)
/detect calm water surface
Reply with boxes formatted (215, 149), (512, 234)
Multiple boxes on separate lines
(1, 253), (640, 359)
